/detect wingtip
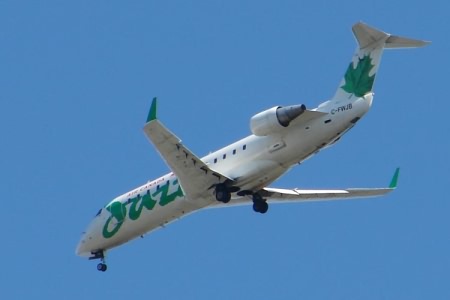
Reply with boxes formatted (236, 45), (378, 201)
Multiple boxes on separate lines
(147, 97), (157, 122)
(389, 168), (400, 189)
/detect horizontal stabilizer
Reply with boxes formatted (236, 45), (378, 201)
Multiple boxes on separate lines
(385, 35), (430, 49)
(352, 22), (389, 49)
(353, 22), (430, 49)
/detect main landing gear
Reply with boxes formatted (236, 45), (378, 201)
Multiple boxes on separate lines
(90, 250), (107, 272)
(252, 193), (269, 214)
(217, 185), (269, 214)
(215, 184), (231, 203)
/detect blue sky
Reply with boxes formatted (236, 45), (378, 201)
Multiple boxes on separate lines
(1, 1), (448, 299)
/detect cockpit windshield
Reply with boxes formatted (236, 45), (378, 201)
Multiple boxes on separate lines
(95, 208), (102, 217)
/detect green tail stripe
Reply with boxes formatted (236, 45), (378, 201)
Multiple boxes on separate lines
(147, 97), (157, 122)
(389, 168), (400, 188)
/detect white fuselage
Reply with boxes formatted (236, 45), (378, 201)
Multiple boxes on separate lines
(76, 95), (372, 257)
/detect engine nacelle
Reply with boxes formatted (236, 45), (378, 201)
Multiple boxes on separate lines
(250, 104), (306, 136)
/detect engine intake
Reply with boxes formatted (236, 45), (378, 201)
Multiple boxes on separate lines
(250, 104), (306, 136)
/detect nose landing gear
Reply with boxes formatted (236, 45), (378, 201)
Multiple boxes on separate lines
(97, 262), (107, 272)
(90, 250), (108, 272)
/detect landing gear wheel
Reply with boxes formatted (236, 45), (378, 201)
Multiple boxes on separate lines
(215, 185), (231, 203)
(259, 201), (268, 214)
(252, 201), (268, 213)
(252, 202), (260, 213)
(97, 263), (107, 272)
(252, 194), (269, 214)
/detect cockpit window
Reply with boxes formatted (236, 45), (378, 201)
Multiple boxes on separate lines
(95, 209), (102, 217)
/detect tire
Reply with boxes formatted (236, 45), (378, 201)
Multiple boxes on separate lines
(221, 191), (231, 203)
(259, 202), (269, 214)
(97, 263), (107, 272)
(253, 200), (268, 214)
(252, 202), (260, 213)
(216, 186), (231, 203)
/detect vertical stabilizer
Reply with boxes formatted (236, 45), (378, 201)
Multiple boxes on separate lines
(332, 22), (429, 102)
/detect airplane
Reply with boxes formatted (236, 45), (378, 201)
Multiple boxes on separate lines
(76, 22), (428, 272)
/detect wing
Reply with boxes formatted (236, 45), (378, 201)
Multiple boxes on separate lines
(143, 98), (232, 203)
(260, 187), (395, 203)
(212, 168), (399, 207)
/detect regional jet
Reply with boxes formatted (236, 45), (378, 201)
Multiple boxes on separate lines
(76, 22), (428, 271)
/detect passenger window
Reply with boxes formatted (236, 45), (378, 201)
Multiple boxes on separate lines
(243, 145), (247, 150)
(233, 149), (236, 155)
(223, 154), (226, 159)
(214, 158), (217, 163)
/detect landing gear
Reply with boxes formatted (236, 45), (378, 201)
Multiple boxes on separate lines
(252, 194), (269, 214)
(97, 263), (107, 272)
(253, 201), (268, 214)
(215, 184), (231, 203)
(89, 250), (108, 272)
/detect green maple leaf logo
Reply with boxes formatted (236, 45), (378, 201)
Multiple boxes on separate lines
(341, 54), (375, 97)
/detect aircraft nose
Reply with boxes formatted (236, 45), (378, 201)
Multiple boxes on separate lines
(76, 233), (92, 257)
(76, 215), (103, 257)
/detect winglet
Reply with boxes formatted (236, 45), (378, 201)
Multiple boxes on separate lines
(389, 168), (400, 189)
(146, 97), (157, 122)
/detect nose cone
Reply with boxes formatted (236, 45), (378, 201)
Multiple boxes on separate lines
(75, 216), (104, 257)
(76, 234), (91, 257)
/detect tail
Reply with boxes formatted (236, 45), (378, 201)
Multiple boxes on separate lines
(332, 22), (429, 101)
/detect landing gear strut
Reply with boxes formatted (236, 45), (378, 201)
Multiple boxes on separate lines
(252, 193), (268, 214)
(90, 250), (108, 272)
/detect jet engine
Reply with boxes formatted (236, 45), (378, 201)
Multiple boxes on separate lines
(250, 104), (307, 136)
